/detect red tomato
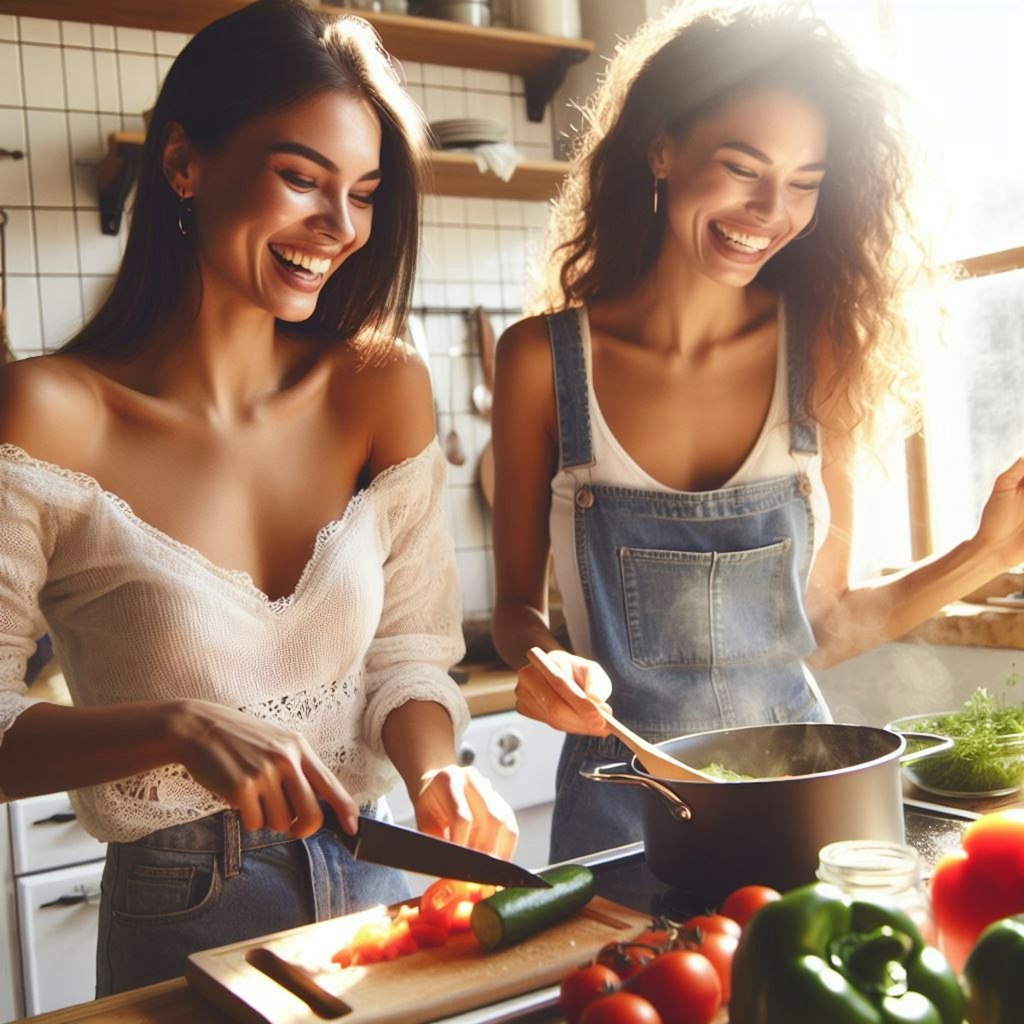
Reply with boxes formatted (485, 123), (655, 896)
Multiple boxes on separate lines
(680, 928), (738, 1003)
(930, 809), (1024, 972)
(596, 940), (660, 980)
(408, 920), (448, 948)
(384, 919), (418, 957)
(626, 950), (721, 1024)
(449, 899), (476, 933)
(719, 885), (782, 928)
(682, 913), (741, 939)
(559, 964), (622, 1024)
(581, 992), (663, 1024)
(631, 924), (678, 951)
(419, 878), (478, 931)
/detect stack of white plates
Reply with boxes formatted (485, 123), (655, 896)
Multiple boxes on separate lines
(429, 118), (508, 149)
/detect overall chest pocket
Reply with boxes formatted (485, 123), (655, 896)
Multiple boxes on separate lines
(620, 539), (794, 668)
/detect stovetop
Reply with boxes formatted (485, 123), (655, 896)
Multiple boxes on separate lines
(585, 797), (978, 920)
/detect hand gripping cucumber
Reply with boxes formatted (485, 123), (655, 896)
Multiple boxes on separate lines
(470, 864), (596, 951)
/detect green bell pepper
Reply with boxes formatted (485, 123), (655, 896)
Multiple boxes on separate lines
(963, 914), (1024, 1023)
(730, 882), (965, 1024)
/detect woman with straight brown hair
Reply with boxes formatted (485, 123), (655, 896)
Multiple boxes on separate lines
(491, 0), (1024, 861)
(0, 0), (515, 993)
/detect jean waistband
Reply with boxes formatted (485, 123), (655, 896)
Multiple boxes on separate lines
(123, 804), (351, 868)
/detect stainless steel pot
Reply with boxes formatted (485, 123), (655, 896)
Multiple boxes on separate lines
(581, 722), (950, 900)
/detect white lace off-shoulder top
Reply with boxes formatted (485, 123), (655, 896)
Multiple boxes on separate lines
(0, 440), (468, 843)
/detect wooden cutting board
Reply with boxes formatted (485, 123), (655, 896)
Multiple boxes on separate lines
(186, 896), (651, 1024)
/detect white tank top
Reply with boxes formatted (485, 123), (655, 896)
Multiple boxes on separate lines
(549, 305), (830, 660)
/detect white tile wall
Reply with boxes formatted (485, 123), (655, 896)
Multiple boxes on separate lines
(0, 14), (558, 619)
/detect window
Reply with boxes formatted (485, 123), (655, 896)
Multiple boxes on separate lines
(818, 0), (1024, 577)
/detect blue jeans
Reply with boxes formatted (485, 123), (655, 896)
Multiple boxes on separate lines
(96, 803), (409, 995)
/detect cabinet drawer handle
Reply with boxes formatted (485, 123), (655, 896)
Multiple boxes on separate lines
(32, 811), (77, 825)
(40, 888), (100, 910)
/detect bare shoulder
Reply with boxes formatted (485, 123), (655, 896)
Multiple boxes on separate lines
(495, 313), (556, 406)
(496, 313), (551, 366)
(326, 339), (435, 474)
(0, 355), (104, 464)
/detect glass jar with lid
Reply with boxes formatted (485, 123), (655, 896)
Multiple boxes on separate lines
(817, 840), (935, 945)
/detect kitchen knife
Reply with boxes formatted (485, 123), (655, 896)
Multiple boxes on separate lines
(337, 816), (552, 889)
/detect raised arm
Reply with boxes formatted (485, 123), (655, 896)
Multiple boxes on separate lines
(805, 425), (1024, 670)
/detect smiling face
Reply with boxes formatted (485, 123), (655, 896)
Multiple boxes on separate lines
(172, 88), (383, 322)
(652, 85), (828, 288)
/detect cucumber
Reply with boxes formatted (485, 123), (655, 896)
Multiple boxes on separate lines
(470, 864), (596, 951)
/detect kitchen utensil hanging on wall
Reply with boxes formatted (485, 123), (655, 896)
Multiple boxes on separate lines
(0, 209), (12, 364)
(471, 306), (494, 419)
(444, 347), (467, 466)
(474, 307), (497, 507)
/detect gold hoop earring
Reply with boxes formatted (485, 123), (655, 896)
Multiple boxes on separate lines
(795, 210), (818, 240)
(177, 188), (193, 237)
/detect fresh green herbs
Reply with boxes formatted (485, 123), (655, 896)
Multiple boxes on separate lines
(898, 688), (1024, 794)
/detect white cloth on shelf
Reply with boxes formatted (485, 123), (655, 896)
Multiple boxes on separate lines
(0, 440), (468, 843)
(465, 142), (522, 182)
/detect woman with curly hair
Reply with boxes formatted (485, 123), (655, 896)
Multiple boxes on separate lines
(490, 0), (1024, 860)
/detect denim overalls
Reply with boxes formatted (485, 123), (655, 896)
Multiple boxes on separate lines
(546, 308), (830, 862)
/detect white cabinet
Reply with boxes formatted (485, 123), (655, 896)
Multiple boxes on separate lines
(16, 861), (104, 1015)
(0, 810), (23, 1023)
(6, 794), (106, 1018)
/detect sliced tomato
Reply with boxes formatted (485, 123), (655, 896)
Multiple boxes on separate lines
(449, 899), (477, 933)
(385, 919), (418, 957)
(419, 878), (478, 930)
(348, 921), (392, 963)
(408, 919), (449, 948)
(466, 882), (498, 903)
(331, 946), (354, 967)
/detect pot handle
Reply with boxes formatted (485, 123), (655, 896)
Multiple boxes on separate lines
(579, 764), (693, 822)
(896, 731), (955, 765)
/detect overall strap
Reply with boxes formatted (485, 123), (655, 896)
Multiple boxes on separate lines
(547, 309), (595, 470)
(783, 295), (819, 455)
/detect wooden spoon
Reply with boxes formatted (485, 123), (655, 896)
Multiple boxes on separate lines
(526, 647), (719, 784)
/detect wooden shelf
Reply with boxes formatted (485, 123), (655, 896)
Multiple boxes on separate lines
(97, 132), (566, 234)
(0, 1), (594, 121)
(428, 149), (566, 201)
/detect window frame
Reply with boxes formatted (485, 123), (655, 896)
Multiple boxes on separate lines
(906, 244), (1024, 560)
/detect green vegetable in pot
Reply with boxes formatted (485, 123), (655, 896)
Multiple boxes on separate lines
(900, 688), (1024, 793)
(730, 882), (965, 1024)
(699, 762), (756, 781)
(963, 914), (1024, 1024)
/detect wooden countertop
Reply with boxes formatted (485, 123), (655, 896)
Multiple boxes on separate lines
(24, 785), (1023, 1024)
(456, 662), (518, 716)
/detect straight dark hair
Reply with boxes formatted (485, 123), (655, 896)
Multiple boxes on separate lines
(61, 0), (426, 361)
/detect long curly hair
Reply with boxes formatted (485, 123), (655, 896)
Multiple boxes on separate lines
(61, 0), (427, 363)
(533, 0), (935, 440)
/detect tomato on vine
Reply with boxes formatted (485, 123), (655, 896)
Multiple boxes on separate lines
(560, 964), (622, 1024)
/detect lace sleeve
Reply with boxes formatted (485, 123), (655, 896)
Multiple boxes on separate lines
(361, 443), (468, 755)
(0, 468), (51, 792)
